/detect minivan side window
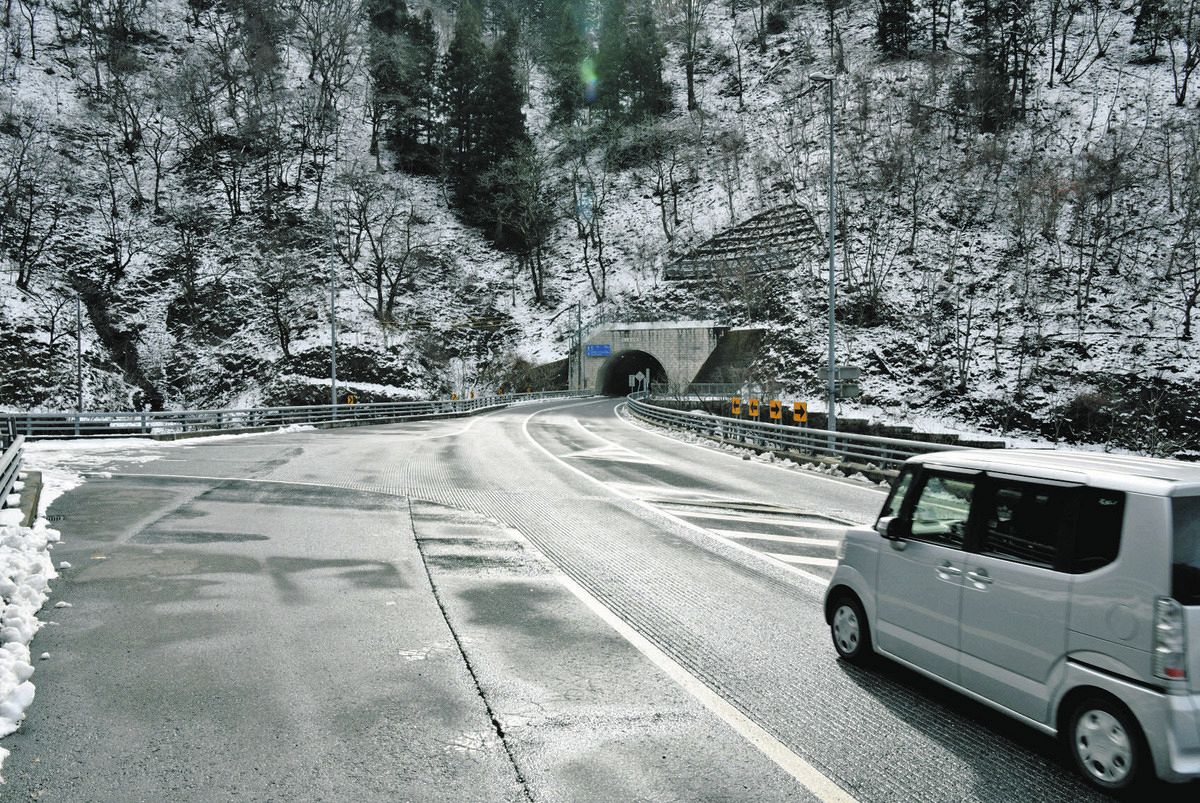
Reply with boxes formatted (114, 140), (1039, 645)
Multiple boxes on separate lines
(977, 480), (1066, 569)
(877, 468), (915, 525)
(1070, 488), (1124, 574)
(1172, 496), (1200, 605)
(909, 473), (976, 549)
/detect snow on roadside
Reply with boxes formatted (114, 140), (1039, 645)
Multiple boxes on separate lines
(0, 517), (59, 781)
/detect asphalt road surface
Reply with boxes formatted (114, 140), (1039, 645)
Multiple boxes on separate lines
(6, 398), (1198, 801)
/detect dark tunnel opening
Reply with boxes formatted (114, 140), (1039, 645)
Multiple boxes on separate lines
(598, 350), (668, 396)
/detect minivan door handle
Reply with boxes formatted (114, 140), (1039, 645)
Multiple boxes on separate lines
(936, 562), (962, 580)
(966, 568), (993, 586)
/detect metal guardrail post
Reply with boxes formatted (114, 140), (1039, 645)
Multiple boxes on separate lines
(0, 435), (25, 516)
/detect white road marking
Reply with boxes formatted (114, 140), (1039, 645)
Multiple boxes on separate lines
(522, 407), (830, 589)
(711, 529), (840, 547)
(679, 510), (852, 529)
(765, 553), (840, 568)
(549, 559), (856, 802)
(521, 402), (860, 803)
(561, 445), (665, 465)
(612, 402), (890, 496)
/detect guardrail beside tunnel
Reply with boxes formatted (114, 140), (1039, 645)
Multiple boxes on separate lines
(623, 392), (979, 480)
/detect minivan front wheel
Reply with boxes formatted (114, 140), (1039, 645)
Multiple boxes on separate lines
(1068, 697), (1145, 792)
(830, 594), (872, 664)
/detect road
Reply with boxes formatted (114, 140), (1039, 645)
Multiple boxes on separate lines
(5, 397), (1196, 801)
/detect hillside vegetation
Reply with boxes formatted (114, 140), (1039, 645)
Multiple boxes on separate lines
(1, 0), (1199, 453)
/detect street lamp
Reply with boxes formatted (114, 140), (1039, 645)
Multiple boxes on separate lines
(810, 72), (837, 436)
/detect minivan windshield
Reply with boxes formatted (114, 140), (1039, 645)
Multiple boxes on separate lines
(1173, 496), (1200, 605)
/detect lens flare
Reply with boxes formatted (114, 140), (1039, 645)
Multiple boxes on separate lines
(580, 57), (598, 104)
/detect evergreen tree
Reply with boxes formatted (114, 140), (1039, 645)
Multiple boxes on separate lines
(440, 2), (488, 203)
(1132, 0), (1172, 61)
(367, 0), (408, 34)
(877, 0), (914, 57)
(545, 1), (590, 125)
(594, 0), (629, 116)
(367, 1), (438, 172)
(480, 17), (529, 162)
(963, 0), (1035, 132)
(625, 1), (670, 118)
(593, 0), (670, 120)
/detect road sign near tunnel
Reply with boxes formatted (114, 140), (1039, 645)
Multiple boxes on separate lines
(586, 344), (613, 357)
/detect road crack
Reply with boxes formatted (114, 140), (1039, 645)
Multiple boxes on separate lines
(407, 498), (536, 803)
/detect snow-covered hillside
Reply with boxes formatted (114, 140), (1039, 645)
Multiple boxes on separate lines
(2, 1), (1199, 454)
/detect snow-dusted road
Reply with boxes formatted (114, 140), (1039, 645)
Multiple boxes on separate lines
(4, 399), (1196, 800)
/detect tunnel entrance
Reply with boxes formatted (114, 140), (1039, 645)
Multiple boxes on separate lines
(598, 350), (668, 396)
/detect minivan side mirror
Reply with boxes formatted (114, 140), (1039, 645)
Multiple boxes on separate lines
(875, 516), (909, 541)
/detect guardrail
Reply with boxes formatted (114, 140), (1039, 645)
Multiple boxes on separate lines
(0, 435), (23, 516)
(2, 390), (587, 440)
(624, 393), (970, 469)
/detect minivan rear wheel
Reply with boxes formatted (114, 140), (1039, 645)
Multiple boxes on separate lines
(1067, 696), (1146, 792)
(830, 594), (872, 664)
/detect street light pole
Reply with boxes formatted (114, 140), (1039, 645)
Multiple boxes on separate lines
(75, 293), (83, 413)
(329, 201), (338, 417)
(810, 72), (837, 436)
(576, 303), (583, 391)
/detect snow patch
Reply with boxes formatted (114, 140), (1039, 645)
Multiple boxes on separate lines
(0, 516), (60, 779)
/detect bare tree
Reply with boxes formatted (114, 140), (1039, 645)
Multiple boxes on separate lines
(679, 0), (711, 111)
(294, 0), (360, 123)
(564, 135), (616, 303)
(1049, 0), (1123, 87)
(1168, 0), (1200, 105)
(91, 135), (147, 288)
(336, 168), (430, 328)
(485, 145), (560, 304)
(0, 119), (64, 291)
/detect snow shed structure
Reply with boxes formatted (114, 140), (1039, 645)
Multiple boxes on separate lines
(664, 204), (823, 281)
(570, 321), (763, 395)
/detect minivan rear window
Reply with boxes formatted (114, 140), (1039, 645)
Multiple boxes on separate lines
(1173, 496), (1200, 606)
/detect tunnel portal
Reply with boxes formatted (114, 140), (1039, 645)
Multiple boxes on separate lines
(598, 350), (668, 396)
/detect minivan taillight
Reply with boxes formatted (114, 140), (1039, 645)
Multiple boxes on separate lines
(1153, 597), (1188, 681)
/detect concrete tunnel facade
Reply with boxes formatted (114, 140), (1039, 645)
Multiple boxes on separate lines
(569, 321), (728, 395)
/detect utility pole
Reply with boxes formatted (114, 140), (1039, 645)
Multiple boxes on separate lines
(576, 303), (583, 391)
(75, 293), (83, 412)
(329, 134), (339, 419)
(810, 72), (838, 439)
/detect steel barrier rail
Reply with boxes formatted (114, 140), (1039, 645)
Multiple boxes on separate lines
(625, 393), (971, 469)
(2, 390), (588, 440)
(0, 435), (23, 516)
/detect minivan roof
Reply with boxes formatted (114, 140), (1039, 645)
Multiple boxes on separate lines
(912, 449), (1200, 496)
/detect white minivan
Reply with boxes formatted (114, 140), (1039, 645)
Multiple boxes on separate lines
(824, 449), (1200, 792)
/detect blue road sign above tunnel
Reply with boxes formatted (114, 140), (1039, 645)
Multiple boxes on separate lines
(586, 344), (613, 357)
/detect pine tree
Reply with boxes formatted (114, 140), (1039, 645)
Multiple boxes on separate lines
(545, 1), (590, 125)
(479, 15), (529, 165)
(877, 0), (914, 57)
(963, 0), (1034, 132)
(1132, 0), (1172, 61)
(594, 0), (629, 115)
(441, 2), (488, 203)
(625, 0), (670, 119)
